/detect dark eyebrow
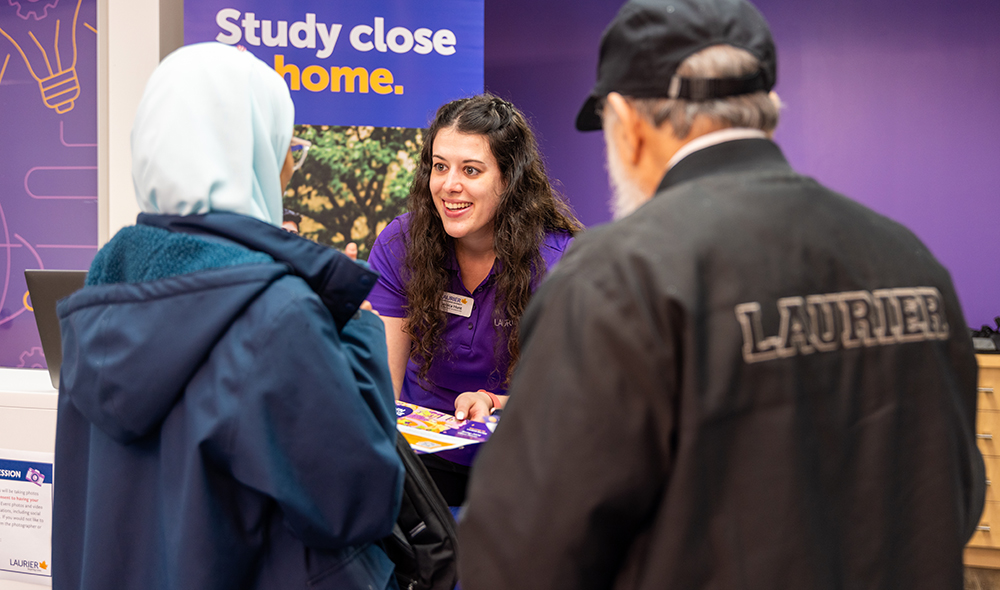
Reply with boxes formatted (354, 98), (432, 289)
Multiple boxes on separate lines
(432, 155), (488, 166)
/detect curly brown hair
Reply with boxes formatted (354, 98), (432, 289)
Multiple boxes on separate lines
(401, 93), (582, 390)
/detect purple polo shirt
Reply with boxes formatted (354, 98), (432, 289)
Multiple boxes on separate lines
(367, 213), (574, 414)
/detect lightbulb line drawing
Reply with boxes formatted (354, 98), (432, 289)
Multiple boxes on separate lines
(0, 0), (84, 114)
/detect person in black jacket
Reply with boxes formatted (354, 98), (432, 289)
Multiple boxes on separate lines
(457, 1), (985, 589)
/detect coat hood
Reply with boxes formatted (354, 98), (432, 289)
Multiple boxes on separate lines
(57, 213), (377, 444)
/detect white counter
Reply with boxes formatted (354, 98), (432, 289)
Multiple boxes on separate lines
(0, 368), (58, 454)
(0, 368), (57, 589)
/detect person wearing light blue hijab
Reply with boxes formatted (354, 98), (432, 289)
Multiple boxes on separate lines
(132, 42), (294, 224)
(53, 43), (403, 590)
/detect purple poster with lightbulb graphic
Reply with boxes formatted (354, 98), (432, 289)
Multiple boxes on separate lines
(0, 0), (98, 369)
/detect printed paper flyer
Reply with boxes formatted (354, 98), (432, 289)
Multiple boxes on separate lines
(0, 449), (54, 586)
(396, 401), (491, 454)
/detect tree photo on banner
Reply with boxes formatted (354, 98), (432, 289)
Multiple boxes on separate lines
(287, 125), (421, 256)
(185, 0), (483, 258)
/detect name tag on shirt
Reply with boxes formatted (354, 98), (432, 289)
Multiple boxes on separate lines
(440, 292), (474, 317)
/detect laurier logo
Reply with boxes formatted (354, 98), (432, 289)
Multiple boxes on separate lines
(9, 559), (47, 572)
(735, 287), (949, 364)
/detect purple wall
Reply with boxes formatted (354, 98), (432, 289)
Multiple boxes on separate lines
(485, 0), (1000, 330)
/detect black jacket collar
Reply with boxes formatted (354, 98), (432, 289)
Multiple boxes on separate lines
(658, 138), (793, 194)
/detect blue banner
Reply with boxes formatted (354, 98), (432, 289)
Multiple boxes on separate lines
(0, 459), (53, 486)
(184, 0), (484, 128)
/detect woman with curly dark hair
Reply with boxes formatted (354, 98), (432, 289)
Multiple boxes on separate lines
(367, 94), (582, 498)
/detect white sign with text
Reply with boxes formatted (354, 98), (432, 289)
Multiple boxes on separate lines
(0, 449), (53, 586)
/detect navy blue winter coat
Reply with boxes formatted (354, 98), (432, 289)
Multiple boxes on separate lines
(53, 212), (404, 590)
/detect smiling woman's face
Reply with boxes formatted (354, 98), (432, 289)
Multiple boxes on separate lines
(429, 127), (504, 247)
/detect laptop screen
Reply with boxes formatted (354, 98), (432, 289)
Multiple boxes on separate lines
(24, 270), (88, 389)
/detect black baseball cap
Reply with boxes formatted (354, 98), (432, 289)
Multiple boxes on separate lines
(576, 0), (777, 131)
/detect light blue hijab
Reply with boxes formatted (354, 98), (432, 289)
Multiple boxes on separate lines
(131, 42), (294, 226)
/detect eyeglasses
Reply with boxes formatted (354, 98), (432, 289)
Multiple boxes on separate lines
(290, 136), (312, 172)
